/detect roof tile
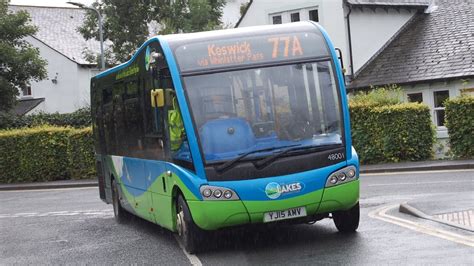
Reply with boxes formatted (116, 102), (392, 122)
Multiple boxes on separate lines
(9, 5), (100, 65)
(346, 0), (431, 7)
(350, 0), (474, 88)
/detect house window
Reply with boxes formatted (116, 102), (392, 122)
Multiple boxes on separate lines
(272, 15), (282, 24)
(407, 92), (423, 103)
(22, 86), (32, 97)
(433, 90), (449, 127)
(309, 9), (319, 22)
(291, 12), (300, 22)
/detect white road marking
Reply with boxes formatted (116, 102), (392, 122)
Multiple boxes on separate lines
(174, 235), (203, 266)
(0, 209), (113, 218)
(367, 180), (473, 187)
(362, 169), (474, 176)
(369, 204), (474, 247)
(0, 187), (96, 193)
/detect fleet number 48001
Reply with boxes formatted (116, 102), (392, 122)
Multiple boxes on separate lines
(328, 153), (344, 161)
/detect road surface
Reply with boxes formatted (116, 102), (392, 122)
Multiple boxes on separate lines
(1, 169), (473, 264)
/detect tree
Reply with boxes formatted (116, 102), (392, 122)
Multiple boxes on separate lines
(158, 0), (226, 34)
(79, 0), (151, 64)
(0, 1), (47, 113)
(79, 0), (225, 65)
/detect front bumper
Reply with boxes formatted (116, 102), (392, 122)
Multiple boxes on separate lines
(187, 180), (359, 230)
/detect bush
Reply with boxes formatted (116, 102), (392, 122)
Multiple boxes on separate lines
(445, 95), (474, 158)
(68, 127), (96, 180)
(350, 102), (435, 164)
(0, 107), (91, 129)
(0, 126), (95, 183)
(349, 85), (403, 106)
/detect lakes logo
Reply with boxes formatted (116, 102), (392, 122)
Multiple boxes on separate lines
(265, 182), (303, 199)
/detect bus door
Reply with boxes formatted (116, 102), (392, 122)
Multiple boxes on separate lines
(146, 44), (193, 229)
(142, 44), (175, 228)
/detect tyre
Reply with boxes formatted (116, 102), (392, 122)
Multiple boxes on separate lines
(332, 202), (360, 233)
(176, 194), (203, 254)
(112, 179), (131, 223)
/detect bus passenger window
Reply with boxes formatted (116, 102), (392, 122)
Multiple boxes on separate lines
(125, 81), (138, 99)
(102, 87), (112, 104)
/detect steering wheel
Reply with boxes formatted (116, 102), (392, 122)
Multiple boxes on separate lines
(279, 119), (313, 141)
(252, 121), (275, 138)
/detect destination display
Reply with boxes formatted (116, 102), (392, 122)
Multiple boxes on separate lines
(174, 32), (329, 73)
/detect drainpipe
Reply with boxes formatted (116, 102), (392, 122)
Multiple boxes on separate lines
(345, 2), (355, 80)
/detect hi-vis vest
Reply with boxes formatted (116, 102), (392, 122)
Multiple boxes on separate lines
(168, 97), (184, 151)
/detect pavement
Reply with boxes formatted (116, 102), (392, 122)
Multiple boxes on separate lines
(360, 159), (474, 173)
(399, 192), (474, 232)
(0, 179), (98, 191)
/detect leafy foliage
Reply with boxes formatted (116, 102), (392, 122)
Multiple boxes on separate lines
(445, 95), (474, 158)
(0, 126), (95, 183)
(349, 85), (403, 107)
(0, 1), (47, 112)
(240, 1), (250, 16)
(0, 107), (91, 129)
(350, 102), (435, 164)
(159, 0), (226, 34)
(79, 0), (225, 65)
(68, 127), (95, 180)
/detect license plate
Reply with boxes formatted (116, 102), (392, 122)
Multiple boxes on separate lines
(263, 207), (307, 223)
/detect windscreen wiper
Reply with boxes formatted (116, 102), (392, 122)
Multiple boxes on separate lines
(254, 144), (342, 169)
(215, 144), (301, 173)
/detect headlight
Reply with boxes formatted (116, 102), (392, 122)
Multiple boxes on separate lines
(213, 189), (222, 198)
(347, 168), (356, 178)
(202, 189), (212, 198)
(223, 190), (233, 199)
(325, 166), (358, 187)
(329, 175), (338, 184)
(200, 185), (239, 200)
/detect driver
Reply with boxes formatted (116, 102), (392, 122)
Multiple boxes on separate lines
(278, 110), (314, 141)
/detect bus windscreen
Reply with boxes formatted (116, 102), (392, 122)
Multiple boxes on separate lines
(173, 32), (330, 73)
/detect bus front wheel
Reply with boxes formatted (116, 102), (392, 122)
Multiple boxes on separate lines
(176, 195), (203, 254)
(332, 202), (360, 233)
(112, 179), (131, 223)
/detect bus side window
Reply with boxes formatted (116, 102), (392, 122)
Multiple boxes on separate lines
(102, 86), (116, 155)
(113, 81), (126, 155)
(123, 80), (143, 157)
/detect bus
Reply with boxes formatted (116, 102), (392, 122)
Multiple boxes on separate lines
(91, 21), (359, 253)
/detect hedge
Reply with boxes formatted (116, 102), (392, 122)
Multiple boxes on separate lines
(350, 102), (435, 164)
(0, 126), (95, 183)
(445, 95), (474, 158)
(0, 107), (91, 129)
(68, 127), (96, 180)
